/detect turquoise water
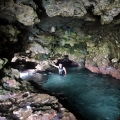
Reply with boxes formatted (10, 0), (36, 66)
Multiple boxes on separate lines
(42, 68), (120, 120)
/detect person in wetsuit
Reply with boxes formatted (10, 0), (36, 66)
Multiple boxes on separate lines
(50, 62), (67, 75)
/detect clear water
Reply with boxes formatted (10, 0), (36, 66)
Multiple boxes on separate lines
(42, 68), (120, 120)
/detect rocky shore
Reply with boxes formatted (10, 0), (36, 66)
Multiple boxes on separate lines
(0, 65), (84, 120)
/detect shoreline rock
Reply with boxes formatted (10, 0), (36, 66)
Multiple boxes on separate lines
(85, 62), (120, 79)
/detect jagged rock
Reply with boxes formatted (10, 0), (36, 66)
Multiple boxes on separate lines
(85, 40), (120, 79)
(13, 108), (33, 120)
(11, 68), (20, 79)
(0, 25), (20, 39)
(0, 25), (20, 55)
(0, 25), (20, 46)
(0, 1), (40, 25)
(42, 0), (87, 17)
(42, 0), (120, 24)
(2, 78), (20, 89)
(3, 68), (20, 79)
(85, 63), (120, 79)
(16, 4), (40, 26)
(27, 41), (50, 55)
(0, 58), (8, 69)
(14, 0), (37, 9)
(93, 1), (120, 24)
(0, 91), (77, 120)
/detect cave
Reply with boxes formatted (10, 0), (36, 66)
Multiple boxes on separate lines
(0, 0), (120, 120)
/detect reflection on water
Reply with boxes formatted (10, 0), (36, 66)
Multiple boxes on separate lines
(42, 68), (120, 120)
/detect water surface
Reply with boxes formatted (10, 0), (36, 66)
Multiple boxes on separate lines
(42, 68), (120, 120)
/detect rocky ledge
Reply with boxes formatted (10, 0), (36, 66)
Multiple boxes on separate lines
(0, 66), (83, 120)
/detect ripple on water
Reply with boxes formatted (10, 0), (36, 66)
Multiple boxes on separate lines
(42, 68), (120, 120)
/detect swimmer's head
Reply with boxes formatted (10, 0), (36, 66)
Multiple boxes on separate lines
(59, 63), (62, 68)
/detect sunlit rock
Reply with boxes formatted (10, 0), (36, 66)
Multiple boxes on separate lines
(27, 42), (50, 54)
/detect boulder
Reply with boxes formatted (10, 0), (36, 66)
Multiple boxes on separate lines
(16, 4), (40, 26)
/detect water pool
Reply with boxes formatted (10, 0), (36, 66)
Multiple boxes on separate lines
(42, 68), (120, 120)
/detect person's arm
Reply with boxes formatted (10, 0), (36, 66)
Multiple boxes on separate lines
(50, 61), (59, 68)
(63, 67), (67, 75)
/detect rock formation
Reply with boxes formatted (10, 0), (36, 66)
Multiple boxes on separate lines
(0, 0), (120, 119)
(42, 0), (120, 24)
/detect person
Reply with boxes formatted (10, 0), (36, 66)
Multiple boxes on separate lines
(50, 61), (67, 75)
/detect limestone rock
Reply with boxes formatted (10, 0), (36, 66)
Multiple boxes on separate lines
(42, 0), (87, 17)
(0, 1), (40, 25)
(85, 40), (120, 79)
(13, 108), (33, 120)
(14, 0), (37, 9)
(11, 68), (20, 79)
(16, 4), (40, 26)
(2, 78), (20, 89)
(0, 25), (20, 55)
(3, 68), (20, 79)
(42, 0), (120, 24)
(0, 25), (20, 42)
(28, 42), (50, 54)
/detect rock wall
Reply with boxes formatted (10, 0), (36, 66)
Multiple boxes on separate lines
(0, 0), (120, 119)
(42, 0), (120, 24)
(85, 40), (120, 79)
